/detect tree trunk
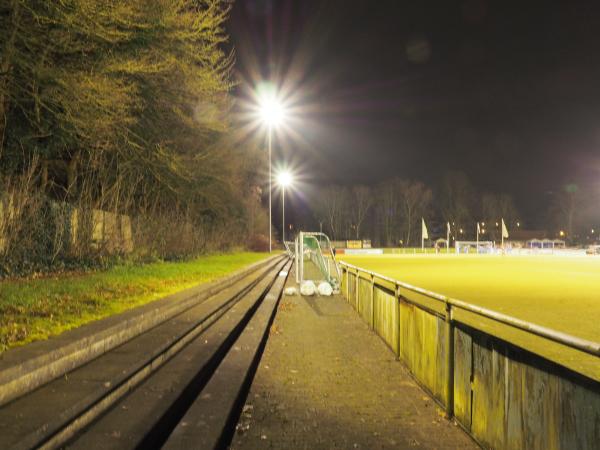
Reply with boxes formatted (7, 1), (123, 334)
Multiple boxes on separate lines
(67, 152), (80, 199)
(40, 159), (48, 191)
(0, 1), (21, 157)
(406, 211), (412, 246)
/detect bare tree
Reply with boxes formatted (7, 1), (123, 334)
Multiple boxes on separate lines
(481, 193), (499, 239)
(399, 180), (433, 246)
(550, 185), (582, 241)
(351, 185), (372, 239)
(497, 194), (519, 226)
(481, 193), (518, 240)
(312, 185), (348, 240)
(440, 171), (475, 235)
(376, 178), (403, 246)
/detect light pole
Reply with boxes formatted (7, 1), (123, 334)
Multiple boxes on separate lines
(276, 170), (293, 243)
(258, 92), (285, 253)
(268, 126), (272, 252)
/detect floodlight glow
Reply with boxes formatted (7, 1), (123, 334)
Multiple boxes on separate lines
(254, 83), (288, 253)
(259, 95), (285, 127)
(276, 170), (293, 188)
(559, 230), (565, 237)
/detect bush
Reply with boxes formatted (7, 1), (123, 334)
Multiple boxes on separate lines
(248, 234), (270, 252)
(0, 163), (262, 277)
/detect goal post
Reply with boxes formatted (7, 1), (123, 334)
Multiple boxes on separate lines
(455, 240), (495, 254)
(295, 231), (341, 290)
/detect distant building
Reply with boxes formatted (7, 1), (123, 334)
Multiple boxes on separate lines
(526, 238), (566, 249)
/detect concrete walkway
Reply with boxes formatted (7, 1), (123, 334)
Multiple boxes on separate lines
(231, 283), (479, 449)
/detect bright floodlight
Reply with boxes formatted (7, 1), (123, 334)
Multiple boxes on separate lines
(259, 95), (285, 127)
(277, 170), (293, 187)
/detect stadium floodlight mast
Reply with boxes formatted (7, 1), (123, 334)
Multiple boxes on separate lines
(257, 89), (286, 253)
(276, 170), (294, 243)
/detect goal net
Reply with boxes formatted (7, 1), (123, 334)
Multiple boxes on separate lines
(295, 231), (341, 290)
(455, 240), (495, 254)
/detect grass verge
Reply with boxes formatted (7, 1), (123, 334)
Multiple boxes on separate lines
(0, 252), (269, 352)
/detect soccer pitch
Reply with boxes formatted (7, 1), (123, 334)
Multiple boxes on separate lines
(338, 254), (600, 378)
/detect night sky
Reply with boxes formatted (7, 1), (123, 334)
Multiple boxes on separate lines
(228, 0), (600, 226)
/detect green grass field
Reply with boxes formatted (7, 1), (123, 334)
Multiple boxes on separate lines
(0, 252), (269, 352)
(339, 254), (600, 379)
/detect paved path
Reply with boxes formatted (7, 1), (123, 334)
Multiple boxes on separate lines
(231, 282), (479, 449)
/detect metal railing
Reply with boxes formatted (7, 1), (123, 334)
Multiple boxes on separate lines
(283, 240), (295, 258)
(338, 260), (600, 419)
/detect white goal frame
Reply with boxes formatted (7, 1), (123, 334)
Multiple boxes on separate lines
(295, 231), (341, 288)
(455, 240), (495, 254)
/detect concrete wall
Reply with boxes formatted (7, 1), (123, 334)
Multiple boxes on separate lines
(0, 193), (133, 256)
(71, 208), (133, 253)
(341, 266), (600, 450)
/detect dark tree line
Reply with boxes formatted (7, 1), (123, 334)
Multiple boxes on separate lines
(548, 182), (600, 244)
(310, 171), (600, 246)
(310, 171), (521, 246)
(0, 1), (268, 274)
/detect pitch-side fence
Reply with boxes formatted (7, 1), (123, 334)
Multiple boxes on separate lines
(339, 261), (600, 450)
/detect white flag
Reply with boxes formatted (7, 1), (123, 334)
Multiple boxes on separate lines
(422, 218), (429, 240)
(477, 222), (481, 235)
(502, 218), (509, 239)
(447, 222), (451, 234)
